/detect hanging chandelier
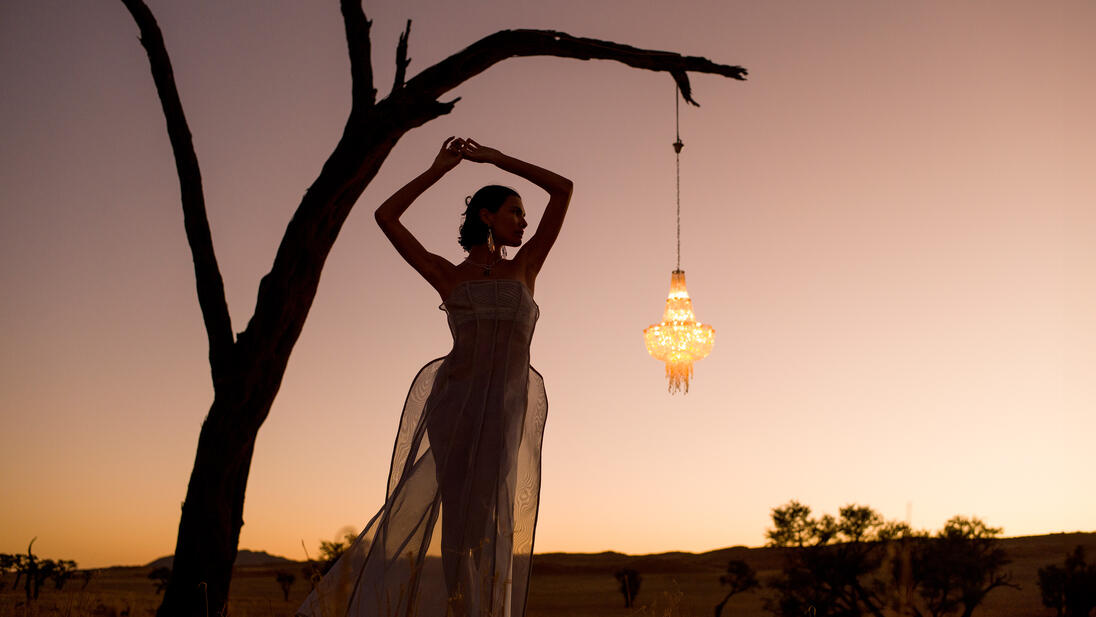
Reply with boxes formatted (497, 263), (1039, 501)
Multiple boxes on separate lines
(643, 86), (714, 394)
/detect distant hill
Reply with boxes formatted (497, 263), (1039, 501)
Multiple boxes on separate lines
(530, 531), (1096, 575)
(145, 549), (294, 570)
(139, 531), (1095, 573)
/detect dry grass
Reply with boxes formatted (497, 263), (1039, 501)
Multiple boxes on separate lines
(2, 533), (1090, 617)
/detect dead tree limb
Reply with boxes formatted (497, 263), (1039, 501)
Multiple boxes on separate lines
(393, 20), (412, 92)
(119, 0), (233, 380)
(340, 0), (376, 107)
(404, 28), (748, 107)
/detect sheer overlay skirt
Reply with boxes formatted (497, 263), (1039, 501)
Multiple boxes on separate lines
(297, 358), (548, 617)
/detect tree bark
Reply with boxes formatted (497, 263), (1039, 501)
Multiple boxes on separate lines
(117, 1), (746, 615)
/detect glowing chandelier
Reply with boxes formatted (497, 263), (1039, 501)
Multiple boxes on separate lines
(643, 86), (714, 394)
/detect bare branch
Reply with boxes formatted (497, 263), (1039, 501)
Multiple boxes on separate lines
(340, 0), (376, 107)
(392, 20), (411, 92)
(404, 29), (747, 107)
(119, 0), (234, 380)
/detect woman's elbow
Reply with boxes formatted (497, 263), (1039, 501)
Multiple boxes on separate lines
(556, 178), (574, 198)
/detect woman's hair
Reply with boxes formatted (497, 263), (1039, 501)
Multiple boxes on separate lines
(458, 185), (520, 251)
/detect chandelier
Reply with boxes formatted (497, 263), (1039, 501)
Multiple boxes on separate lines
(643, 86), (714, 394)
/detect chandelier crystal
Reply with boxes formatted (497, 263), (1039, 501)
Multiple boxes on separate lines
(644, 269), (714, 393)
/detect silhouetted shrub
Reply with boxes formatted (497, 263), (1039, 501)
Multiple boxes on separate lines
(614, 568), (642, 607)
(1038, 546), (1096, 617)
(766, 501), (905, 617)
(148, 566), (171, 594)
(906, 517), (1017, 617)
(275, 570), (296, 602)
(765, 501), (1016, 617)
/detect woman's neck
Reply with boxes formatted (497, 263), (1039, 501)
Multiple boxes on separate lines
(466, 246), (503, 264)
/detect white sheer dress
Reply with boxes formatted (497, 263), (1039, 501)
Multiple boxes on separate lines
(298, 279), (548, 617)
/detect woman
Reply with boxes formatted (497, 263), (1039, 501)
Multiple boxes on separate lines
(298, 137), (572, 617)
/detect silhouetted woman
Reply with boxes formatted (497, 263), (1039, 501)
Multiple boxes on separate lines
(298, 137), (572, 617)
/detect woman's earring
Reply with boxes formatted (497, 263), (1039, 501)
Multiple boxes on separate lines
(487, 228), (496, 254)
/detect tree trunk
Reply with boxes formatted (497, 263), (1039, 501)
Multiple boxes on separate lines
(714, 591), (732, 617)
(157, 389), (258, 616)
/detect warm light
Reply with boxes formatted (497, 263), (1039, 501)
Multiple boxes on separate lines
(644, 269), (714, 393)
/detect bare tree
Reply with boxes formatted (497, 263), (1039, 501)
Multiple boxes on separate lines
(116, 2), (746, 615)
(714, 559), (759, 617)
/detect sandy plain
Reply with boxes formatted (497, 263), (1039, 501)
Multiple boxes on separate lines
(1, 533), (1092, 617)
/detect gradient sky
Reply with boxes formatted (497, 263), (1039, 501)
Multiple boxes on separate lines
(2, 1), (1093, 569)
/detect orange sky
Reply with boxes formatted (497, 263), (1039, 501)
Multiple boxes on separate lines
(2, 0), (1094, 569)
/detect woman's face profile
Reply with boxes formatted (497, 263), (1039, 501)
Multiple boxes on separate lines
(482, 196), (527, 247)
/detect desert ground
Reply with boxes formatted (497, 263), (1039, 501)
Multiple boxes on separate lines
(2, 533), (1092, 617)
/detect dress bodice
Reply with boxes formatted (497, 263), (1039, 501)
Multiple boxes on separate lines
(441, 279), (539, 364)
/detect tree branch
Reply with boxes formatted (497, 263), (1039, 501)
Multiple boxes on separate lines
(120, 0), (234, 380)
(392, 20), (411, 93)
(340, 0), (376, 108)
(403, 29), (747, 108)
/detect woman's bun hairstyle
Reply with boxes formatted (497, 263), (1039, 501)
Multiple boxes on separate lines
(458, 185), (519, 251)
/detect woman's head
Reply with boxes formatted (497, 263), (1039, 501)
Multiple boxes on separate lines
(458, 185), (525, 251)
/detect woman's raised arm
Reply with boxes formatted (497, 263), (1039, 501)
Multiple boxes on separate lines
(461, 139), (573, 276)
(374, 138), (464, 290)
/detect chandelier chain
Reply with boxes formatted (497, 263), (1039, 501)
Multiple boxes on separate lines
(674, 84), (682, 271)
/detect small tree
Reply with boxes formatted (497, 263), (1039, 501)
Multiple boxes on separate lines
(1038, 546), (1096, 617)
(766, 501), (815, 548)
(275, 571), (296, 602)
(714, 559), (759, 617)
(149, 567), (172, 594)
(307, 528), (359, 577)
(32, 560), (58, 599)
(4, 551), (82, 595)
(10, 555), (27, 592)
(766, 502), (896, 617)
(49, 560), (78, 590)
(0, 553), (14, 589)
(614, 568), (642, 608)
(909, 516), (1017, 617)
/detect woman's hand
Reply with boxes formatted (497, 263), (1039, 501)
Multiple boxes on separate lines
(430, 137), (464, 172)
(459, 138), (505, 165)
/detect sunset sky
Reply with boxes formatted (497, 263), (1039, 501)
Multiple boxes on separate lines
(2, 1), (1093, 569)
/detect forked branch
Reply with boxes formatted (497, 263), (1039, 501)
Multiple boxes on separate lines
(340, 0), (376, 107)
(119, 0), (234, 379)
(392, 20), (412, 92)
